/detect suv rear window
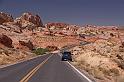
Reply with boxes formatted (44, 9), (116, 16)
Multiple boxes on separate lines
(63, 52), (71, 55)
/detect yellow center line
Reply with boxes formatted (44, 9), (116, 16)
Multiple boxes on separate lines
(20, 55), (53, 82)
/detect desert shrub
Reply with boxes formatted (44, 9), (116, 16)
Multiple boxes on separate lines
(92, 68), (104, 80)
(110, 68), (120, 76)
(118, 61), (124, 69)
(113, 59), (124, 69)
(33, 48), (49, 55)
(3, 50), (9, 56)
(116, 76), (124, 82)
(99, 67), (111, 76)
(99, 67), (120, 77)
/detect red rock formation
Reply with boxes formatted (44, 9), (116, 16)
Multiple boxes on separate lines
(2, 22), (22, 33)
(18, 40), (34, 50)
(0, 12), (13, 24)
(46, 46), (59, 51)
(45, 23), (79, 36)
(15, 12), (43, 28)
(0, 34), (13, 48)
(46, 22), (69, 28)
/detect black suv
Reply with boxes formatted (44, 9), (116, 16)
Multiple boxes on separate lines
(61, 51), (72, 61)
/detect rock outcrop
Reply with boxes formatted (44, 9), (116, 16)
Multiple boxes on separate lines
(45, 23), (79, 36)
(46, 22), (69, 29)
(0, 12), (44, 33)
(46, 46), (59, 51)
(15, 12), (43, 30)
(70, 39), (124, 82)
(18, 40), (34, 51)
(2, 22), (22, 33)
(0, 34), (13, 48)
(0, 12), (13, 24)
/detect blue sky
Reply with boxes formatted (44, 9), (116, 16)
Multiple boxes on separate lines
(0, 0), (124, 26)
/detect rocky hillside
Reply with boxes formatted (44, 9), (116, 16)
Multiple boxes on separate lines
(45, 22), (79, 36)
(0, 12), (44, 65)
(70, 35), (124, 82)
(0, 12), (124, 82)
(0, 12), (82, 65)
(0, 47), (34, 65)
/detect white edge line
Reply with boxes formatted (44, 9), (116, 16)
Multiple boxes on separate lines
(66, 62), (93, 82)
(58, 54), (93, 82)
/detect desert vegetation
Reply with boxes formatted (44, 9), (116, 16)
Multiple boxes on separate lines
(0, 11), (124, 82)
(33, 48), (49, 55)
(70, 35), (124, 82)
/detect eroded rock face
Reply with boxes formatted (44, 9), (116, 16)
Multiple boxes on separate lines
(46, 22), (69, 29)
(2, 22), (22, 33)
(18, 40), (34, 50)
(45, 23), (79, 36)
(15, 12), (43, 29)
(0, 34), (13, 48)
(0, 12), (14, 24)
(46, 46), (59, 51)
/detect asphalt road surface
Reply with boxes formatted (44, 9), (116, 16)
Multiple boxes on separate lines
(0, 53), (92, 82)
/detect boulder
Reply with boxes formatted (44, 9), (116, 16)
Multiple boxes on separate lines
(18, 40), (34, 50)
(0, 12), (13, 24)
(0, 34), (13, 48)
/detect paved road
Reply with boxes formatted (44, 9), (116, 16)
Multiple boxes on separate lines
(0, 53), (92, 82)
